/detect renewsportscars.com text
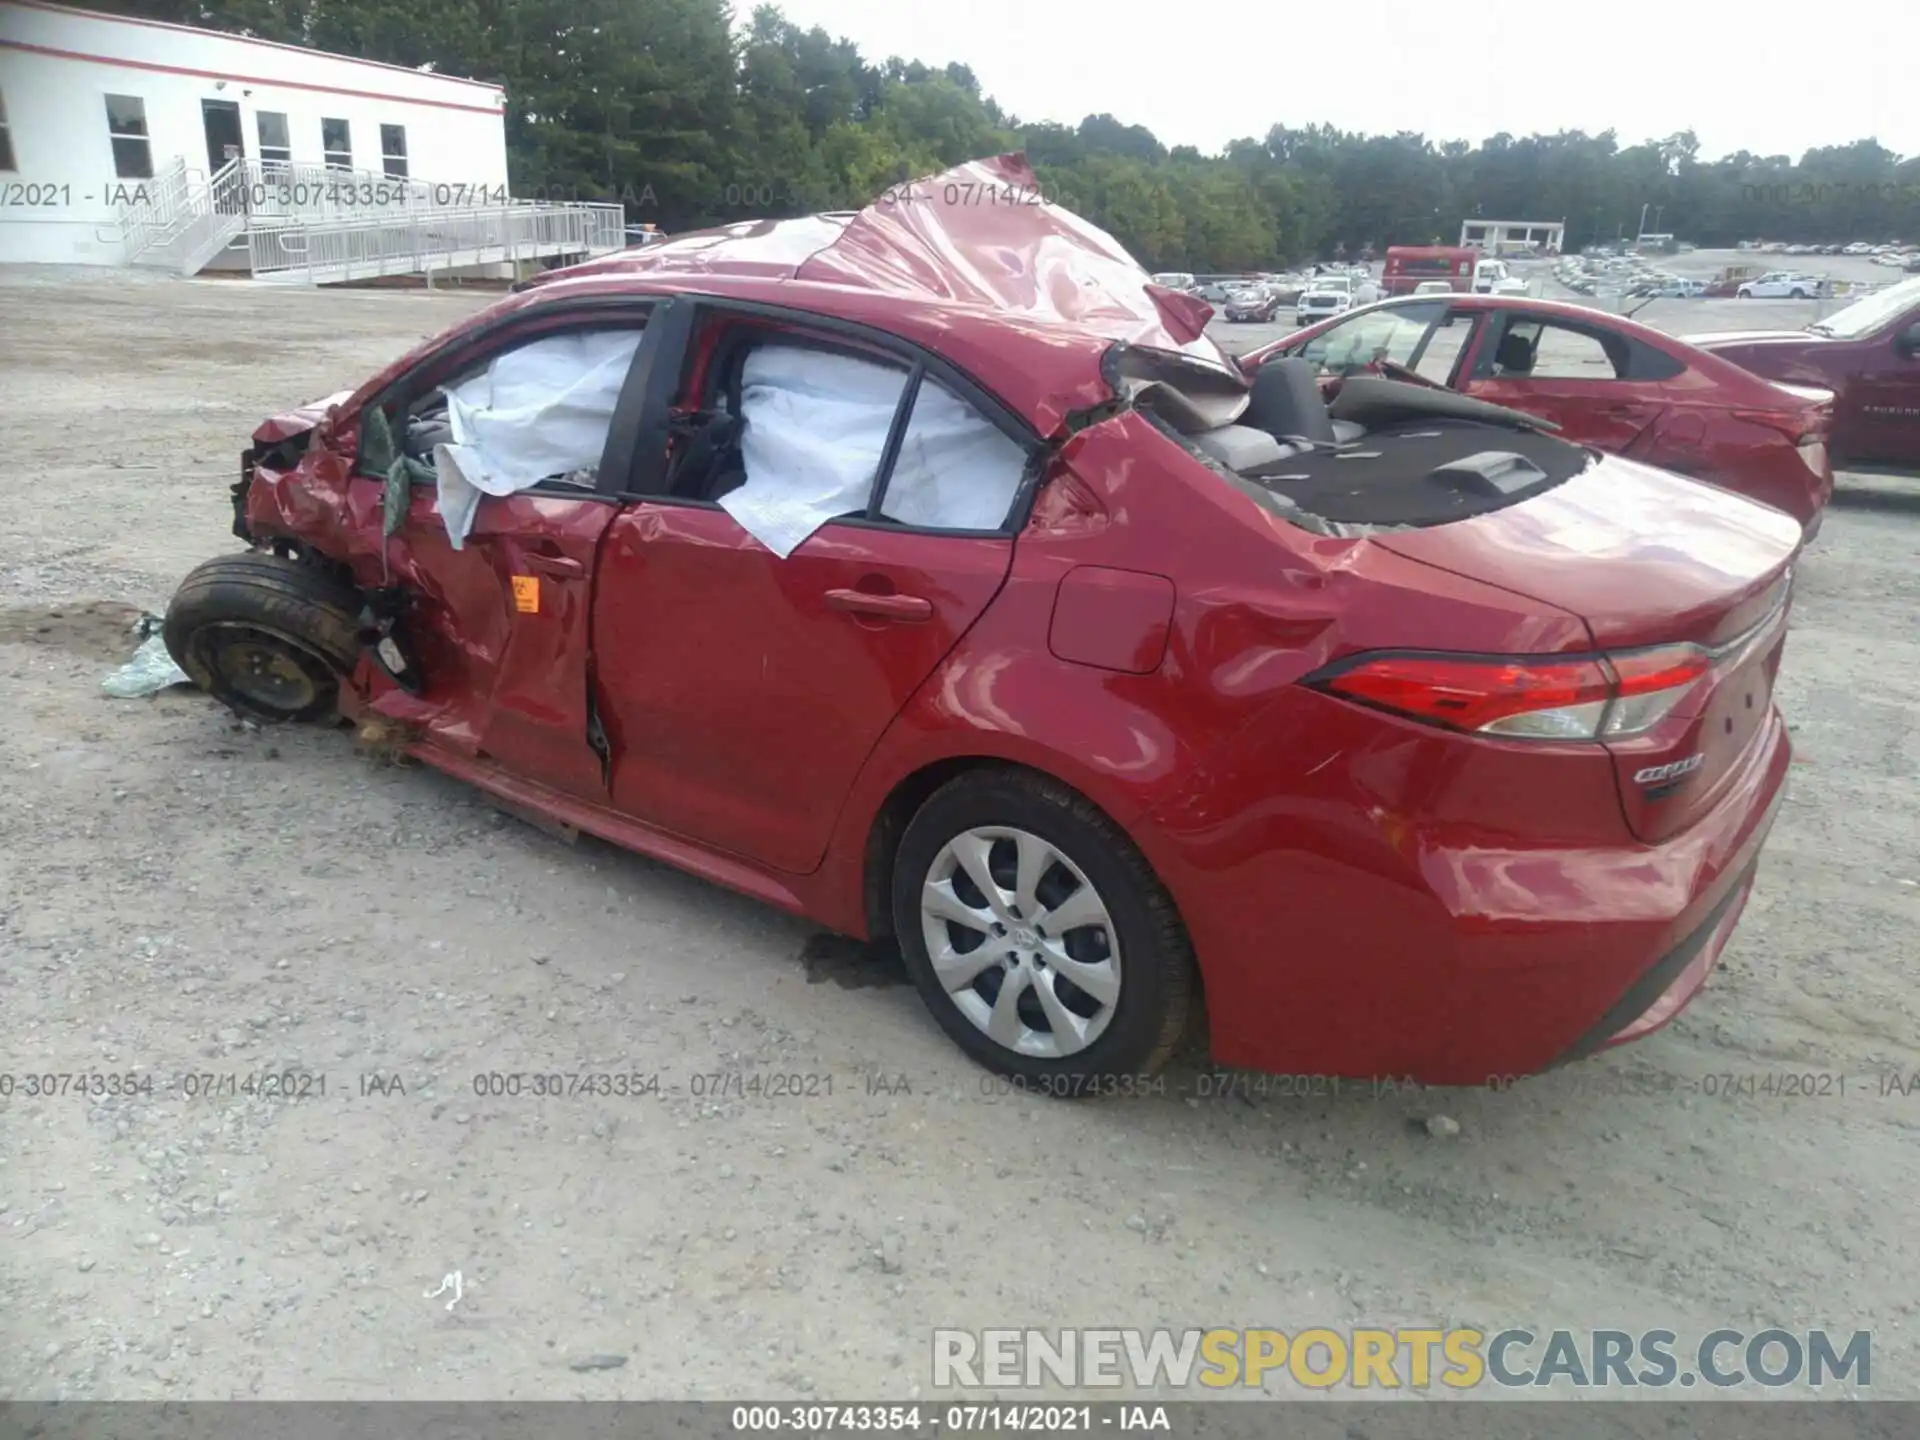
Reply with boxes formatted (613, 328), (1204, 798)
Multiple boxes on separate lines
(932, 1327), (1871, 1390)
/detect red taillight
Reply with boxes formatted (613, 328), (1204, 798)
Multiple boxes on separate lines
(1312, 644), (1711, 741)
(1316, 654), (1612, 737)
(1601, 644), (1712, 735)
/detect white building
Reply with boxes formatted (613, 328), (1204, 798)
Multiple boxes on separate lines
(1459, 218), (1566, 255)
(0, 0), (620, 280)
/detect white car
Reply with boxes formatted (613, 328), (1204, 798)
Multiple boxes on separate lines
(1412, 279), (1454, 296)
(1295, 274), (1355, 323)
(1736, 271), (1823, 299)
(1473, 261), (1530, 297)
(1843, 242), (1874, 255)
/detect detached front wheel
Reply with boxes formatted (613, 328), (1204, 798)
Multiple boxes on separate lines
(892, 770), (1197, 1090)
(164, 551), (362, 722)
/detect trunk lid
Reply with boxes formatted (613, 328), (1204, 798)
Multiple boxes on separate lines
(1377, 454), (1800, 841)
(1686, 329), (1822, 348)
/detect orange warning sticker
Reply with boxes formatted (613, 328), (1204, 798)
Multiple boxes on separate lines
(511, 575), (540, 613)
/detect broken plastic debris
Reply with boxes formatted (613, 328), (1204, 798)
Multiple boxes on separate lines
(424, 1269), (464, 1310)
(102, 615), (191, 698)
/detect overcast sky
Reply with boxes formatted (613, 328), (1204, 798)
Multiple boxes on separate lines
(747, 0), (1915, 162)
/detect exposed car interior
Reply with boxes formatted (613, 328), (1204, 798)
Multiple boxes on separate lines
(1492, 327), (1539, 376)
(1152, 356), (1587, 530)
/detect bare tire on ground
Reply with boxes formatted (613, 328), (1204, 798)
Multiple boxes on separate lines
(891, 768), (1197, 1091)
(163, 551), (362, 723)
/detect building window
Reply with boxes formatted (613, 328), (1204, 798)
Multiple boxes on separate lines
(257, 111), (291, 169)
(0, 89), (15, 172)
(321, 117), (351, 170)
(105, 94), (153, 179)
(379, 124), (408, 179)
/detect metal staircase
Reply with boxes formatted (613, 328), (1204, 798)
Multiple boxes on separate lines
(118, 157), (625, 284)
(119, 157), (250, 276)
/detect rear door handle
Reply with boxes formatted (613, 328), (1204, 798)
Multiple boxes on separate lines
(824, 588), (933, 621)
(523, 553), (585, 578)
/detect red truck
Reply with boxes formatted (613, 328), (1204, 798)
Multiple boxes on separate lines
(1382, 245), (1478, 295)
(1689, 276), (1920, 471)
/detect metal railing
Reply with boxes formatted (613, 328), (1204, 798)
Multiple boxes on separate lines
(115, 152), (626, 281)
(118, 155), (191, 262)
(237, 157), (518, 225)
(246, 201), (626, 284)
(168, 158), (248, 274)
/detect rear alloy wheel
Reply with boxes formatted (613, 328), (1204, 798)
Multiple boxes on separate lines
(164, 551), (362, 723)
(892, 771), (1195, 1088)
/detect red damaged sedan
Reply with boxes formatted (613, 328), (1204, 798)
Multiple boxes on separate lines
(165, 155), (1798, 1089)
(1245, 294), (1836, 528)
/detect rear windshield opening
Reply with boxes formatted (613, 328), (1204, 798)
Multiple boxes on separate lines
(1161, 362), (1593, 534)
(1233, 420), (1585, 527)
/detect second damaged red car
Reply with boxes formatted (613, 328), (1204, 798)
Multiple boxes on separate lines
(166, 155), (1798, 1089)
(1244, 294), (1837, 529)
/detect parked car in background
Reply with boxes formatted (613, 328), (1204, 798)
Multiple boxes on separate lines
(1223, 286), (1286, 322)
(1412, 279), (1453, 296)
(1472, 259), (1528, 295)
(1151, 271), (1198, 292)
(159, 154), (1803, 1088)
(1244, 293), (1835, 527)
(1295, 273), (1356, 324)
(1738, 272), (1823, 299)
(1689, 275), (1920, 471)
(1633, 276), (1707, 299)
(1704, 264), (1768, 297)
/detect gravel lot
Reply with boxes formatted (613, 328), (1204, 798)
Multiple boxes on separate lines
(2, 260), (1917, 1403)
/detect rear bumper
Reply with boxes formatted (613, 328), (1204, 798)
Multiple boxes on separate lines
(1548, 855), (1758, 1066)
(1134, 698), (1791, 1085)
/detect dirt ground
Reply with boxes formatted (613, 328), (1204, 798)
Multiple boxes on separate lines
(2, 265), (1917, 1403)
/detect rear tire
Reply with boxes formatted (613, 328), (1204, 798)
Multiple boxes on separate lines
(164, 551), (362, 722)
(891, 769), (1196, 1092)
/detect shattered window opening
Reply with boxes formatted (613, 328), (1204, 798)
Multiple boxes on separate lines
(392, 326), (648, 548)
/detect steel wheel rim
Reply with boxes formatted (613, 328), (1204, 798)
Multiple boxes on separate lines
(205, 624), (324, 712)
(919, 825), (1121, 1059)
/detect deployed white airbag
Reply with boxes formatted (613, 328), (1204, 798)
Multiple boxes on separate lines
(720, 346), (906, 558)
(721, 345), (1026, 557)
(433, 329), (641, 546)
(880, 378), (1029, 531)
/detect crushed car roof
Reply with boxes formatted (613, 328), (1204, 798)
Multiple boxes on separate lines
(519, 153), (1236, 435)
